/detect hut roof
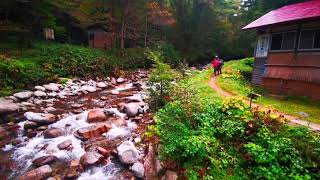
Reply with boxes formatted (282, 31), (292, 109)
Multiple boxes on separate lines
(243, 0), (320, 30)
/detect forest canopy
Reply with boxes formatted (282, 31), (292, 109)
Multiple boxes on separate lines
(0, 0), (308, 62)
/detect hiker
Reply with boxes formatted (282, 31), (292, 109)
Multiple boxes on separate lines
(211, 56), (220, 76)
(218, 59), (224, 75)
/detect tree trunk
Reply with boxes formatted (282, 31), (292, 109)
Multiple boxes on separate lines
(144, 15), (148, 47)
(120, 0), (129, 49)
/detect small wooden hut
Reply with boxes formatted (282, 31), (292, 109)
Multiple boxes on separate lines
(243, 0), (320, 99)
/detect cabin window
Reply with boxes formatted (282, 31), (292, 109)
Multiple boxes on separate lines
(299, 29), (320, 50)
(270, 32), (296, 51)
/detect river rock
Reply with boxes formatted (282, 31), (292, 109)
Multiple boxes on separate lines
(24, 112), (57, 125)
(96, 147), (110, 157)
(117, 141), (139, 164)
(35, 86), (46, 91)
(97, 82), (107, 88)
(81, 86), (96, 93)
(123, 103), (141, 117)
(0, 99), (19, 114)
(32, 155), (58, 167)
(43, 128), (65, 138)
(13, 91), (33, 100)
(87, 109), (106, 123)
(18, 165), (52, 180)
(57, 139), (73, 150)
(65, 160), (81, 178)
(131, 162), (145, 178)
(34, 91), (47, 98)
(76, 125), (110, 139)
(47, 92), (58, 98)
(43, 83), (60, 91)
(24, 121), (39, 130)
(126, 96), (143, 103)
(117, 78), (126, 83)
(80, 151), (104, 167)
(111, 90), (119, 95)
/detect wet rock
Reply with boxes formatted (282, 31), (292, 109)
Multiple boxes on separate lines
(34, 91), (47, 98)
(13, 91), (33, 100)
(47, 92), (58, 98)
(24, 112), (57, 125)
(24, 121), (39, 130)
(117, 78), (126, 83)
(82, 86), (96, 93)
(18, 165), (52, 180)
(97, 82), (108, 88)
(57, 139), (73, 150)
(27, 130), (37, 138)
(21, 102), (36, 107)
(131, 162), (145, 178)
(43, 83), (60, 91)
(32, 155), (58, 167)
(87, 109), (106, 123)
(161, 170), (178, 180)
(111, 90), (120, 95)
(100, 96), (108, 100)
(65, 159), (81, 178)
(126, 96), (143, 103)
(80, 151), (104, 167)
(0, 126), (8, 139)
(45, 107), (56, 113)
(117, 141), (139, 164)
(76, 125), (110, 139)
(43, 128), (65, 138)
(0, 99), (19, 114)
(35, 86), (46, 91)
(124, 103), (141, 117)
(97, 147), (110, 157)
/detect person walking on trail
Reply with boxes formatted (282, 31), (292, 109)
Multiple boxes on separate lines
(218, 59), (224, 75)
(211, 56), (221, 77)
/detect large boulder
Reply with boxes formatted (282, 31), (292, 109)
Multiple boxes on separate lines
(76, 125), (109, 139)
(43, 83), (60, 91)
(131, 162), (145, 178)
(13, 91), (33, 100)
(24, 112), (57, 125)
(117, 141), (139, 164)
(32, 155), (58, 167)
(18, 165), (52, 180)
(80, 152), (104, 167)
(0, 99), (19, 114)
(43, 128), (65, 138)
(123, 103), (141, 117)
(87, 109), (106, 123)
(34, 91), (47, 98)
(57, 139), (73, 150)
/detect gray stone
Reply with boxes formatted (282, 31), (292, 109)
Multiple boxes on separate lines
(124, 103), (141, 117)
(13, 91), (33, 100)
(0, 99), (19, 114)
(43, 83), (60, 91)
(24, 112), (57, 125)
(80, 151), (104, 167)
(57, 139), (72, 150)
(131, 162), (144, 178)
(34, 91), (47, 98)
(97, 82), (107, 88)
(117, 141), (139, 164)
(117, 78), (126, 83)
(35, 86), (46, 91)
(298, 112), (309, 117)
(32, 155), (58, 167)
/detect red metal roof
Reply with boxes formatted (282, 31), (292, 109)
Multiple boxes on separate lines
(243, 0), (320, 30)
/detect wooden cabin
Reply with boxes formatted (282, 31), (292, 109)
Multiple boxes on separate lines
(87, 25), (116, 50)
(243, 0), (320, 100)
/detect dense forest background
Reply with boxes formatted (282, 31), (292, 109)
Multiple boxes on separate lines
(0, 0), (307, 62)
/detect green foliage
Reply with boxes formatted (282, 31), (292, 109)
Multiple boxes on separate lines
(116, 48), (152, 69)
(156, 78), (320, 179)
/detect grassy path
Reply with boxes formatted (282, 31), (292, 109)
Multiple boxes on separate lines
(210, 76), (320, 132)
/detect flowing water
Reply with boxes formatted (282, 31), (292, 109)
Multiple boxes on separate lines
(0, 73), (151, 179)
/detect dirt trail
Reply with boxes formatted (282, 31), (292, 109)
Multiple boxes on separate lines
(209, 76), (320, 132)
